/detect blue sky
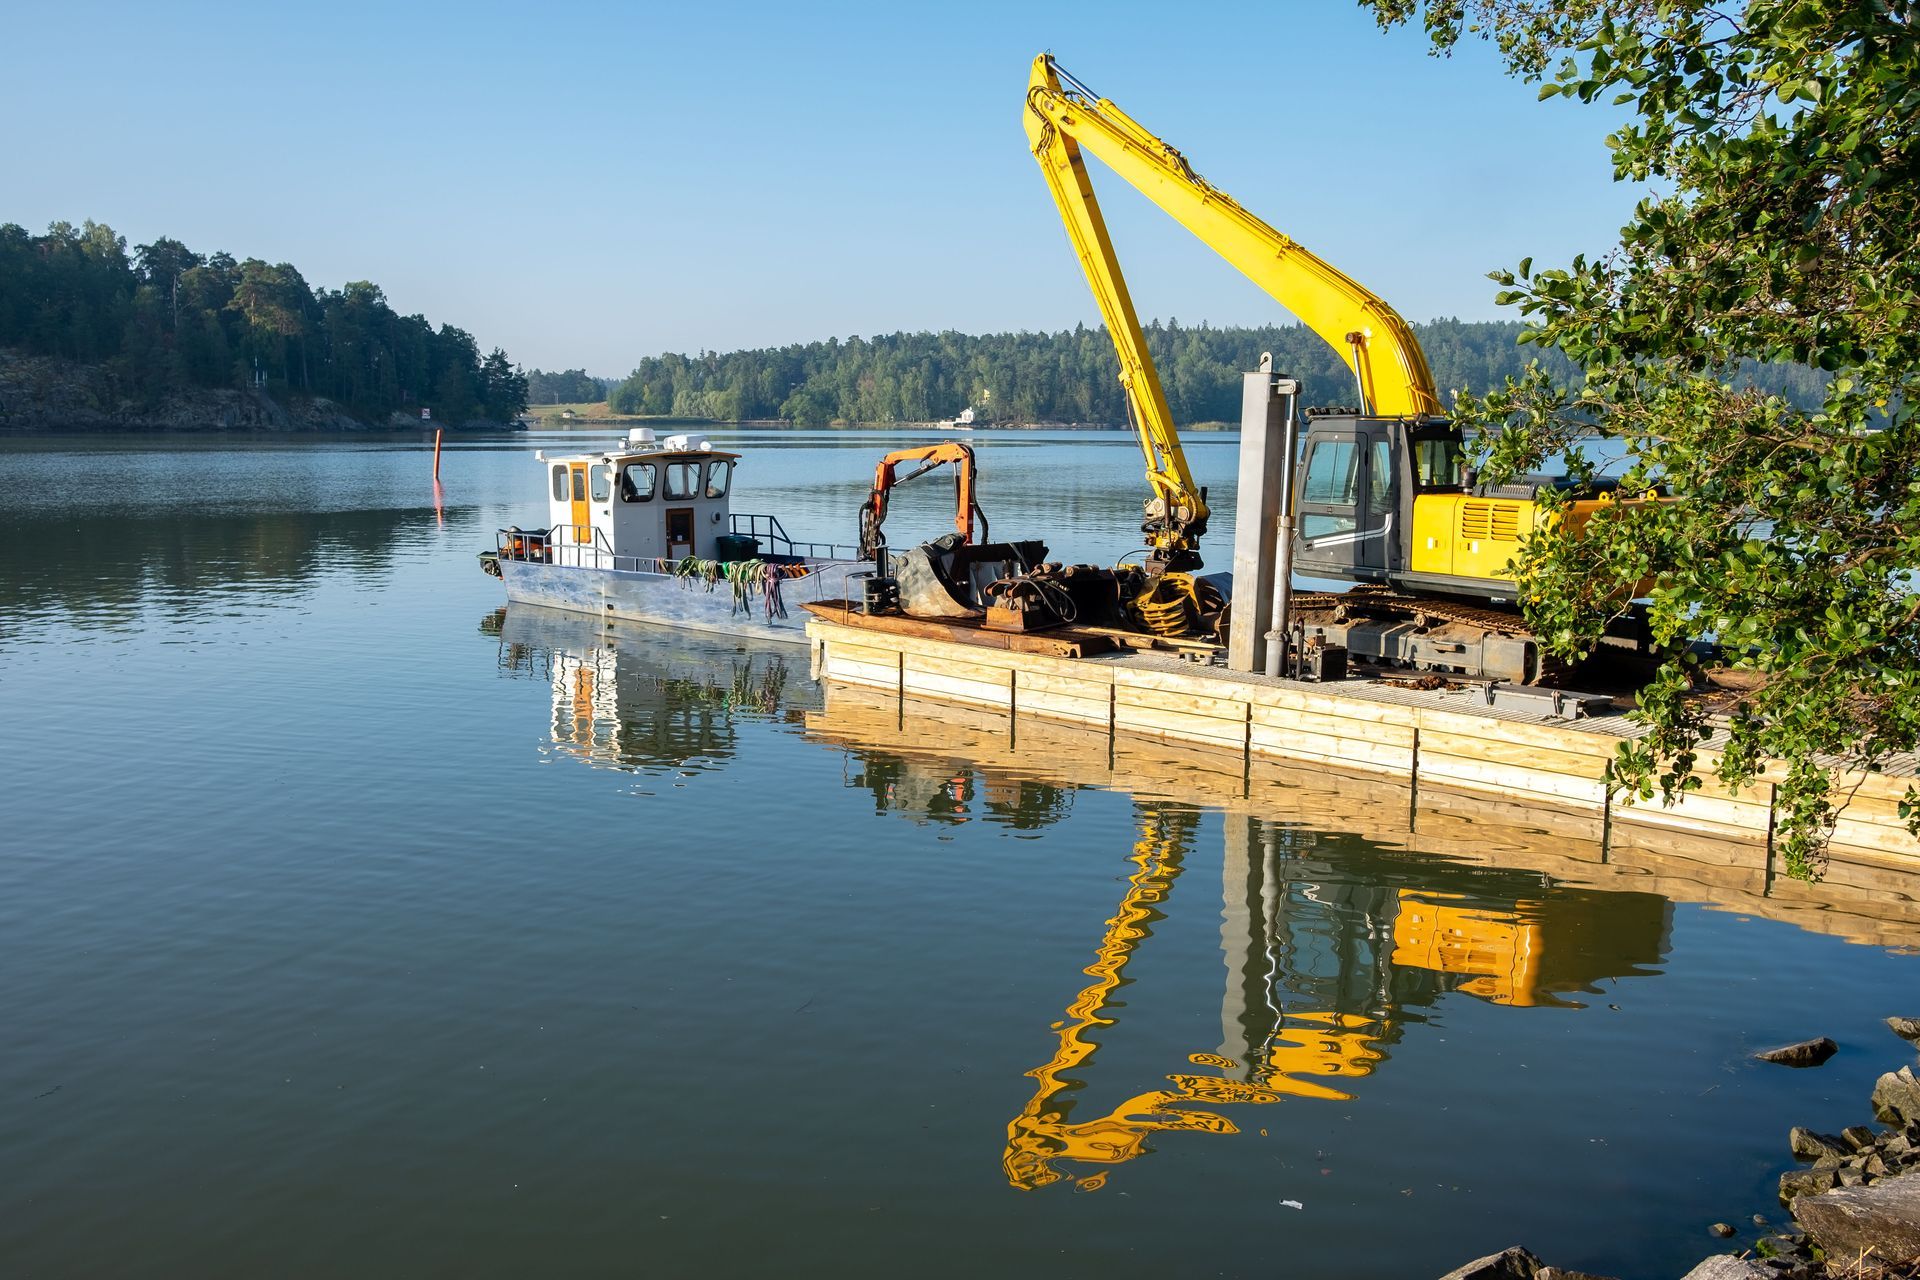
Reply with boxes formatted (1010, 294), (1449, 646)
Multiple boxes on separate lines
(2, 0), (1639, 375)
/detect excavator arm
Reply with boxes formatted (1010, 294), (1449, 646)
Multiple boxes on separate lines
(859, 441), (986, 560)
(1024, 54), (1445, 427)
(1025, 58), (1208, 572)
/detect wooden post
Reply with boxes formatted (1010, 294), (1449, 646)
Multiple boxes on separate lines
(432, 428), (444, 481)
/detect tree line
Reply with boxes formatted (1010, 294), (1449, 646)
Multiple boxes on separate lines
(0, 219), (527, 425)
(523, 368), (609, 406)
(606, 320), (1828, 425)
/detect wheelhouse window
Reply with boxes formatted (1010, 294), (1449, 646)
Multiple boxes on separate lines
(589, 464), (612, 502)
(551, 465), (568, 501)
(704, 459), (732, 498)
(664, 461), (700, 500)
(570, 468), (587, 502)
(620, 462), (657, 502)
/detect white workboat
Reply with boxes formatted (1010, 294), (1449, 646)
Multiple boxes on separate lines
(481, 429), (866, 643)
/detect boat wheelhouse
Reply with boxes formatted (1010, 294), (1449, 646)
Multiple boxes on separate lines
(482, 429), (864, 642)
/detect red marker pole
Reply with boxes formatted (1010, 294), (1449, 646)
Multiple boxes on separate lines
(433, 427), (444, 481)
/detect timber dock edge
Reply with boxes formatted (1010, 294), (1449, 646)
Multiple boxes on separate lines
(805, 617), (1920, 876)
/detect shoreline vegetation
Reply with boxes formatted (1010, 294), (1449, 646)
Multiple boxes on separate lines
(592, 323), (1829, 429)
(0, 219), (527, 434)
(519, 399), (1244, 433)
(1, 215), (1827, 435)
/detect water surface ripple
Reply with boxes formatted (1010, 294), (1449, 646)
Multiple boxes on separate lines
(0, 430), (1913, 1279)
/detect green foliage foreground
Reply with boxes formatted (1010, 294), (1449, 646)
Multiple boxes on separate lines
(1363, 0), (1920, 875)
(0, 220), (527, 426)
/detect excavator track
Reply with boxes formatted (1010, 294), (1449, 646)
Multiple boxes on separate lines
(1283, 585), (1564, 685)
(1290, 585), (1534, 638)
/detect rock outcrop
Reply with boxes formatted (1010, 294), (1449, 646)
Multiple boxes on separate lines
(1788, 1127), (1850, 1161)
(1874, 1066), (1920, 1128)
(1790, 1169), (1920, 1267)
(1887, 1016), (1920, 1044)
(1436, 1246), (1544, 1279)
(0, 348), (369, 433)
(1677, 1259), (1770, 1280)
(1754, 1037), (1839, 1068)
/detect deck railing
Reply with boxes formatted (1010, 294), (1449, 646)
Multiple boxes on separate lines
(497, 524), (614, 569)
(496, 522), (852, 578)
(731, 512), (859, 562)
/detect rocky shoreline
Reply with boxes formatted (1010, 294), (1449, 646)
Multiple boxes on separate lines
(0, 348), (373, 433)
(1438, 1019), (1920, 1280)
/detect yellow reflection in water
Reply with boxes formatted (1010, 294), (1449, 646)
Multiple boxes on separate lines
(1005, 805), (1395, 1191)
(1003, 807), (1650, 1192)
(796, 688), (1679, 1193)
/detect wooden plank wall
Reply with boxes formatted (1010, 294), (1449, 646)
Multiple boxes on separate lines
(807, 620), (1920, 874)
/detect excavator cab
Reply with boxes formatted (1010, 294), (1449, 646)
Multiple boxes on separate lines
(1290, 415), (1466, 587)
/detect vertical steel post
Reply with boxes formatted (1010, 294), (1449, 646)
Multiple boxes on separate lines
(1227, 356), (1287, 673)
(1264, 377), (1301, 677)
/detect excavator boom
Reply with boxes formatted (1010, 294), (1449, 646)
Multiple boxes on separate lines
(1025, 57), (1209, 571)
(1024, 55), (1445, 422)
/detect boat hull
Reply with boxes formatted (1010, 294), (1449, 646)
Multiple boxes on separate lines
(498, 558), (865, 644)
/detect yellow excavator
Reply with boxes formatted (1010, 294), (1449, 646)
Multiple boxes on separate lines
(1025, 54), (1643, 680)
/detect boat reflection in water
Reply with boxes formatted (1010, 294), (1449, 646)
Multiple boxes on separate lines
(806, 686), (1674, 1194)
(484, 605), (818, 777)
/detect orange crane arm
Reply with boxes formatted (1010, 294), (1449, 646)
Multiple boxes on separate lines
(858, 441), (986, 559)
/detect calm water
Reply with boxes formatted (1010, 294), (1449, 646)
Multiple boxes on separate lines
(0, 428), (1914, 1279)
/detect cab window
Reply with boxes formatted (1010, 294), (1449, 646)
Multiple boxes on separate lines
(620, 462), (657, 502)
(664, 461), (700, 500)
(589, 464), (612, 502)
(1414, 436), (1465, 489)
(551, 465), (568, 501)
(705, 459), (732, 498)
(571, 469), (587, 502)
(1301, 438), (1359, 539)
(1301, 439), (1359, 506)
(1369, 438), (1394, 506)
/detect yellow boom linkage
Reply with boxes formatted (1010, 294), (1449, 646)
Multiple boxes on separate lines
(1025, 54), (1444, 430)
(1024, 56), (1209, 573)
